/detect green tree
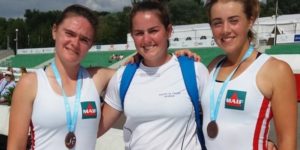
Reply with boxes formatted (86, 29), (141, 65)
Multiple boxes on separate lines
(1, 0), (299, 49)
(5, 18), (26, 53)
(24, 9), (58, 48)
(260, 0), (300, 17)
(277, 0), (300, 14)
(168, 0), (207, 25)
(96, 7), (130, 44)
(0, 17), (8, 50)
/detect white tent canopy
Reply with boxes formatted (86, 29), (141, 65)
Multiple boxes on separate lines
(126, 13), (300, 48)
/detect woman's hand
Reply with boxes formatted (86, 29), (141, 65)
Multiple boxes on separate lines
(174, 49), (201, 62)
(123, 49), (201, 66)
(122, 53), (142, 65)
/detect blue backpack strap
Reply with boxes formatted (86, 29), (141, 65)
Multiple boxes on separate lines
(178, 56), (207, 150)
(119, 62), (140, 109)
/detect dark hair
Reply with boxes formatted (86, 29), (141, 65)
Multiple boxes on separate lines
(205, 0), (260, 40)
(55, 4), (98, 37)
(6, 67), (14, 80)
(20, 67), (27, 73)
(129, 0), (171, 32)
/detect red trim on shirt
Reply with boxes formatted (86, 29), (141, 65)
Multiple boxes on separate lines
(263, 110), (273, 149)
(253, 98), (271, 150)
(294, 74), (300, 101)
(29, 120), (35, 150)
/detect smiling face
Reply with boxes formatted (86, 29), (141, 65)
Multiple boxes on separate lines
(131, 10), (172, 67)
(52, 15), (94, 65)
(209, 1), (254, 54)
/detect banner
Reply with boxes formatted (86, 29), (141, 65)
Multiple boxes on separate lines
(294, 34), (300, 42)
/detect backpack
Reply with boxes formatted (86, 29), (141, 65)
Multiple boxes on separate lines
(119, 55), (206, 150)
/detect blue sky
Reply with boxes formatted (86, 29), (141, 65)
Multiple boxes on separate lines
(0, 0), (132, 18)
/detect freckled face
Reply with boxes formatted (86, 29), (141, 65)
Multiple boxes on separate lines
(52, 15), (94, 65)
(210, 1), (253, 54)
(131, 11), (172, 67)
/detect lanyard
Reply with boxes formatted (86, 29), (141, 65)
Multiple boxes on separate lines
(209, 46), (254, 121)
(51, 61), (82, 132)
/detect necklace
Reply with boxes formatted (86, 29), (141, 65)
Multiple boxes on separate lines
(207, 46), (254, 138)
(51, 61), (82, 149)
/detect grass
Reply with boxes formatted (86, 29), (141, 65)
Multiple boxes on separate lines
(2, 43), (300, 68)
(265, 44), (300, 54)
(81, 50), (135, 67)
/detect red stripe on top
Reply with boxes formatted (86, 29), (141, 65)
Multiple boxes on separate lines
(29, 120), (35, 150)
(263, 110), (273, 149)
(294, 74), (300, 101)
(253, 98), (272, 150)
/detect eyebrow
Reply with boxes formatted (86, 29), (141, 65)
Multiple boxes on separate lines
(133, 25), (161, 31)
(63, 28), (93, 42)
(228, 15), (240, 20)
(211, 15), (240, 22)
(80, 35), (93, 43)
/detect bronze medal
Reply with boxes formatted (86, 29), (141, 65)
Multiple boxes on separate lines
(65, 132), (76, 149)
(207, 121), (218, 138)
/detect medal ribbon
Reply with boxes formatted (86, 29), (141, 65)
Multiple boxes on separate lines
(210, 45), (254, 121)
(51, 61), (82, 133)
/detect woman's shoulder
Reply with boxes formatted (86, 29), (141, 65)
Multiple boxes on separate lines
(257, 56), (294, 97)
(263, 56), (293, 78)
(193, 61), (209, 75)
(17, 72), (37, 87)
(87, 67), (116, 94)
(207, 54), (226, 72)
(87, 67), (116, 76)
(12, 71), (37, 104)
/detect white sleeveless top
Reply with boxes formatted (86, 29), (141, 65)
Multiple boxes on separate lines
(30, 68), (100, 150)
(202, 54), (272, 150)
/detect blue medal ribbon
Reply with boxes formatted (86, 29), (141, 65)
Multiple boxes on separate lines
(51, 61), (82, 133)
(210, 45), (254, 121)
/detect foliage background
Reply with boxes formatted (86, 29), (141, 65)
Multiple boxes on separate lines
(0, 0), (299, 51)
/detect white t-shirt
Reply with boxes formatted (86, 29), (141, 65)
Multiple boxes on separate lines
(105, 55), (209, 150)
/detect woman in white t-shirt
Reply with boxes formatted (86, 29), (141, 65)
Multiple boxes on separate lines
(100, 1), (209, 149)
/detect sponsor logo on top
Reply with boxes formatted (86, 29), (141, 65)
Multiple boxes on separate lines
(81, 101), (97, 119)
(225, 90), (246, 110)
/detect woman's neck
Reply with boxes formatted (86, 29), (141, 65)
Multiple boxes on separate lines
(225, 43), (252, 66)
(54, 58), (80, 81)
(143, 53), (172, 67)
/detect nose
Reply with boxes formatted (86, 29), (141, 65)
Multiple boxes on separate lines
(142, 32), (152, 45)
(71, 36), (80, 48)
(223, 21), (231, 35)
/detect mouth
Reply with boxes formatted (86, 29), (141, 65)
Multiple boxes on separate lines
(221, 36), (235, 43)
(66, 47), (80, 56)
(142, 44), (157, 51)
